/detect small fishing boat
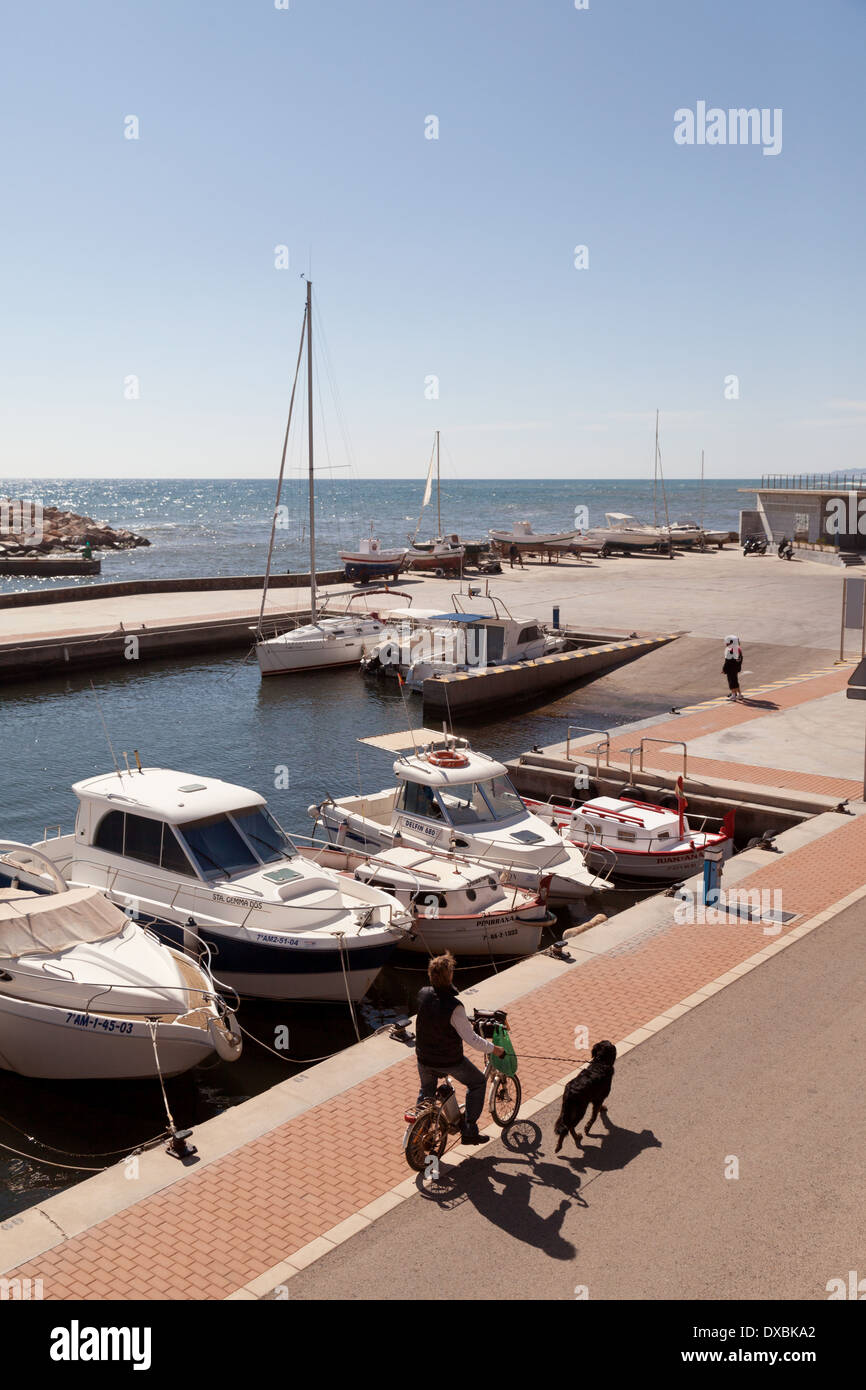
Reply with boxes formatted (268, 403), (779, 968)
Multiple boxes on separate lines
(405, 432), (465, 573)
(341, 533), (407, 583)
(521, 791), (736, 881)
(297, 843), (555, 957)
(0, 841), (241, 1080)
(310, 731), (612, 903)
(32, 766), (411, 1003)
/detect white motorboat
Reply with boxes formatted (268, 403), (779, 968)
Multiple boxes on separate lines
(310, 731), (612, 903)
(521, 793), (736, 881)
(298, 842), (555, 956)
(32, 767), (411, 1003)
(584, 513), (669, 554)
(489, 520), (579, 552)
(0, 841), (241, 1080)
(362, 593), (565, 690)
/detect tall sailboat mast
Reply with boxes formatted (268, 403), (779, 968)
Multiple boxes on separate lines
(700, 448), (705, 532)
(653, 409), (659, 527)
(306, 278), (317, 625)
(436, 429), (441, 538)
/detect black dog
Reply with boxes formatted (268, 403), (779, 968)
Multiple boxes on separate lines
(553, 1040), (617, 1153)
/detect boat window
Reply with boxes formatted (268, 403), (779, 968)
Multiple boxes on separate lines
(397, 781), (445, 820)
(438, 782), (492, 826)
(178, 815), (259, 880)
(469, 622), (503, 663)
(517, 625), (540, 644)
(231, 806), (291, 864)
(160, 826), (196, 876)
(93, 810), (125, 855)
(617, 830), (637, 842)
(656, 832), (670, 841)
(123, 813), (164, 867)
(479, 776), (525, 821)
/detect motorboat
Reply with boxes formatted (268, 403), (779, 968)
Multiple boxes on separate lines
(489, 520), (579, 554)
(521, 793), (736, 881)
(297, 842), (555, 956)
(341, 534), (407, 583)
(32, 767), (411, 1003)
(309, 731), (612, 903)
(583, 513), (670, 555)
(0, 841), (241, 1080)
(256, 591), (406, 677)
(361, 593), (565, 690)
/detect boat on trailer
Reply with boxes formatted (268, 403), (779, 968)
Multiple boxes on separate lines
(297, 842), (556, 957)
(521, 792), (736, 880)
(32, 766), (411, 1003)
(310, 730), (612, 903)
(0, 841), (241, 1080)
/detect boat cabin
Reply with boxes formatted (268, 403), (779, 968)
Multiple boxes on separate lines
(71, 768), (301, 885)
(570, 796), (691, 851)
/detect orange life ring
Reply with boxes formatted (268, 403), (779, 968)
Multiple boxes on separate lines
(427, 749), (470, 769)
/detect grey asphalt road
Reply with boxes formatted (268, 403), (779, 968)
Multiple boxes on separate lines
(283, 901), (865, 1300)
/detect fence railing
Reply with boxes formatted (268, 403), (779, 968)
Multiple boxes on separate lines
(760, 474), (866, 491)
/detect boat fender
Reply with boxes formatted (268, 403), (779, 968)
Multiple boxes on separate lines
(209, 1013), (243, 1062)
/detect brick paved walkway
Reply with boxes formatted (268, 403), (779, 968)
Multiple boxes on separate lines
(4, 665), (864, 1301)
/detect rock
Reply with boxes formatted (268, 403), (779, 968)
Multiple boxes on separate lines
(0, 500), (150, 553)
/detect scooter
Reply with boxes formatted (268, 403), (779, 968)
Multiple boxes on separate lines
(743, 536), (768, 556)
(777, 536), (794, 560)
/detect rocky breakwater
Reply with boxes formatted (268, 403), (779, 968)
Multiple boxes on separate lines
(0, 500), (150, 556)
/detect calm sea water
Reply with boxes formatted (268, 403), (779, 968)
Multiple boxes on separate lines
(0, 476), (754, 593)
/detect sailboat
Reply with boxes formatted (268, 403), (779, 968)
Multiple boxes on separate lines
(255, 282), (394, 676)
(405, 431), (465, 574)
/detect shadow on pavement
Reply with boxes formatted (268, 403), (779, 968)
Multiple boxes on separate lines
(415, 1117), (661, 1260)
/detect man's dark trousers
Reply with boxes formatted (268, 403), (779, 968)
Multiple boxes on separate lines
(417, 1058), (487, 1136)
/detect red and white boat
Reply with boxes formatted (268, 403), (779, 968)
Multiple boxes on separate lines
(522, 786), (735, 881)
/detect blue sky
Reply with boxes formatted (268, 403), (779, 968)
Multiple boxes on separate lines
(2, 0), (864, 480)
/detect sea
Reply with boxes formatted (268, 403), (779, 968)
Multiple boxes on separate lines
(0, 477), (754, 1216)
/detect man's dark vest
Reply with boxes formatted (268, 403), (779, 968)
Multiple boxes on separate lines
(416, 985), (463, 1070)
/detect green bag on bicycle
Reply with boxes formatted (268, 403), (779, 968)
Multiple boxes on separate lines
(490, 1024), (518, 1077)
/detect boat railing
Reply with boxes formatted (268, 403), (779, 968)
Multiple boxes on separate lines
(565, 727), (611, 774)
(639, 738), (688, 782)
(0, 961), (222, 1015)
(42, 824), (63, 840)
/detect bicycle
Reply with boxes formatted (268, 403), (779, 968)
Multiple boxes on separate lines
(402, 1007), (522, 1172)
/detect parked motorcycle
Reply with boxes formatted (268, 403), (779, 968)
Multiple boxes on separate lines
(743, 536), (768, 556)
(777, 536), (794, 560)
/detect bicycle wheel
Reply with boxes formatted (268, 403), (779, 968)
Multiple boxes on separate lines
(489, 1073), (522, 1128)
(404, 1111), (447, 1172)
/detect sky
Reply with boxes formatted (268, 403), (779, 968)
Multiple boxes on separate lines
(1, 0), (864, 480)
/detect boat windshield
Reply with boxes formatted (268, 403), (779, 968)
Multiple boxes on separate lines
(437, 778), (523, 826)
(232, 806), (292, 864)
(178, 806), (291, 879)
(479, 776), (525, 820)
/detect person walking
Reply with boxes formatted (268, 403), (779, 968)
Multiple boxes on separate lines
(723, 634), (744, 701)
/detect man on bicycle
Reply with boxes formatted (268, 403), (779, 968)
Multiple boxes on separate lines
(415, 951), (505, 1146)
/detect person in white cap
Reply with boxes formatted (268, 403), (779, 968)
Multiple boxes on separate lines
(723, 635), (743, 701)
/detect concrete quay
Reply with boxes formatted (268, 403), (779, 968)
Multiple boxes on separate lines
(1, 661), (864, 1301)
